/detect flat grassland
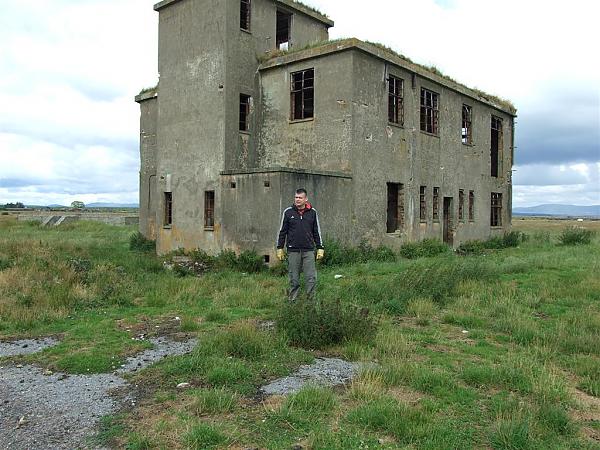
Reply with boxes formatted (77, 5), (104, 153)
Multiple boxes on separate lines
(0, 216), (598, 449)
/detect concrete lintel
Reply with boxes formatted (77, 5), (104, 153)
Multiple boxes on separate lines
(275, 0), (334, 27)
(259, 38), (516, 117)
(135, 90), (158, 103)
(220, 167), (352, 179)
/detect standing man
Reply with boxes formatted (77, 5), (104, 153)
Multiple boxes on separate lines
(276, 188), (324, 301)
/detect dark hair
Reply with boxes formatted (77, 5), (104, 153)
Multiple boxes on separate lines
(295, 188), (308, 196)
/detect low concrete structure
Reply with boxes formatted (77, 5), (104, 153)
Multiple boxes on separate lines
(136, 0), (516, 257)
(17, 213), (139, 227)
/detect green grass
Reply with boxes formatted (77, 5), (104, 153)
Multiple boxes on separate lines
(0, 218), (599, 449)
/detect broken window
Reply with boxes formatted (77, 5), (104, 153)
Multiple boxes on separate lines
(386, 183), (404, 233)
(164, 192), (172, 227)
(420, 186), (427, 223)
(240, 0), (251, 31)
(420, 88), (439, 134)
(462, 104), (472, 145)
(276, 10), (292, 50)
(204, 191), (215, 229)
(459, 189), (465, 222)
(291, 68), (314, 120)
(491, 116), (503, 178)
(468, 190), (475, 222)
(432, 187), (440, 222)
(388, 75), (404, 125)
(239, 94), (251, 131)
(491, 192), (502, 227)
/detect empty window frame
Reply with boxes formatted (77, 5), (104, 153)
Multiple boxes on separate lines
(491, 116), (503, 178)
(164, 192), (173, 227)
(462, 104), (473, 145)
(420, 186), (427, 223)
(240, 0), (251, 31)
(276, 10), (292, 50)
(468, 190), (475, 222)
(432, 187), (440, 222)
(204, 191), (215, 229)
(388, 75), (404, 125)
(386, 182), (405, 233)
(420, 88), (439, 134)
(491, 192), (502, 227)
(291, 68), (314, 120)
(239, 94), (251, 131)
(459, 189), (465, 222)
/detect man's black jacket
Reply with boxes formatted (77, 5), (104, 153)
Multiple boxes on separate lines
(276, 204), (323, 252)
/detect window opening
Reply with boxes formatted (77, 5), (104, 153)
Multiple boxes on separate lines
(459, 189), (465, 221)
(468, 190), (475, 222)
(462, 104), (472, 144)
(386, 183), (404, 233)
(276, 10), (292, 50)
(491, 192), (502, 227)
(239, 94), (251, 131)
(264, 181), (271, 188)
(291, 68), (314, 120)
(240, 0), (251, 30)
(388, 75), (404, 125)
(420, 88), (439, 134)
(230, 182), (236, 189)
(420, 186), (427, 223)
(164, 192), (172, 226)
(433, 187), (440, 222)
(204, 191), (215, 229)
(491, 116), (503, 178)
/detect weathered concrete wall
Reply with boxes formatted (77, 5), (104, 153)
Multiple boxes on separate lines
(220, 169), (351, 259)
(347, 49), (513, 248)
(138, 95), (158, 239)
(258, 51), (354, 173)
(154, 0), (227, 254)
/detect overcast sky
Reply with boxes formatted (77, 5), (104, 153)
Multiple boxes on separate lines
(1, 0), (598, 207)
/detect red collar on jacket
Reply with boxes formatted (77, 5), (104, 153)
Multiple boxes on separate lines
(295, 202), (312, 215)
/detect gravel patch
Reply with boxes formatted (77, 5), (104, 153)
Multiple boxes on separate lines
(117, 337), (198, 374)
(0, 336), (198, 449)
(0, 365), (128, 450)
(0, 338), (60, 357)
(261, 357), (360, 395)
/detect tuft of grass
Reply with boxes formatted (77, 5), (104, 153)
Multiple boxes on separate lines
(190, 388), (238, 415)
(125, 434), (153, 450)
(406, 298), (436, 326)
(182, 422), (227, 449)
(558, 226), (595, 245)
(399, 239), (449, 259)
(129, 232), (155, 252)
(277, 298), (378, 349)
(281, 385), (337, 417)
(489, 414), (531, 450)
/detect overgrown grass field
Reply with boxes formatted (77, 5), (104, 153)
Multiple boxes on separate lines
(0, 215), (599, 449)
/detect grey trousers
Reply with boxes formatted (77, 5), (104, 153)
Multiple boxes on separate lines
(287, 251), (317, 301)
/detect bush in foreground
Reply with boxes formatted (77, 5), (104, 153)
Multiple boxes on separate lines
(320, 238), (396, 266)
(457, 231), (527, 255)
(558, 226), (594, 246)
(278, 298), (378, 349)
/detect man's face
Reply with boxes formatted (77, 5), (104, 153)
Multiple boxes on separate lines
(294, 192), (308, 209)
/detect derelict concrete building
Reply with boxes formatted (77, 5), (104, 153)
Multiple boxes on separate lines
(136, 0), (517, 258)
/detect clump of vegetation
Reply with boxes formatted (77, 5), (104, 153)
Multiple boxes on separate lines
(558, 226), (594, 246)
(167, 248), (266, 275)
(321, 238), (396, 266)
(457, 231), (527, 255)
(129, 232), (156, 252)
(278, 298), (378, 349)
(399, 239), (449, 259)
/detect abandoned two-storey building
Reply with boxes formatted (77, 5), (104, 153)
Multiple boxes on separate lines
(136, 0), (517, 258)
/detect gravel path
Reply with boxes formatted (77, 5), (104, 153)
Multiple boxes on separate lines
(0, 336), (198, 450)
(0, 338), (59, 357)
(261, 357), (360, 395)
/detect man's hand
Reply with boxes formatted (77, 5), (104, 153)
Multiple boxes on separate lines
(276, 249), (285, 261)
(316, 249), (325, 261)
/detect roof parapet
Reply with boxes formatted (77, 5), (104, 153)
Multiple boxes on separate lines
(135, 86), (158, 103)
(259, 38), (516, 116)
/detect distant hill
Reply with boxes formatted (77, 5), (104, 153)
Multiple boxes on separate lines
(513, 204), (600, 218)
